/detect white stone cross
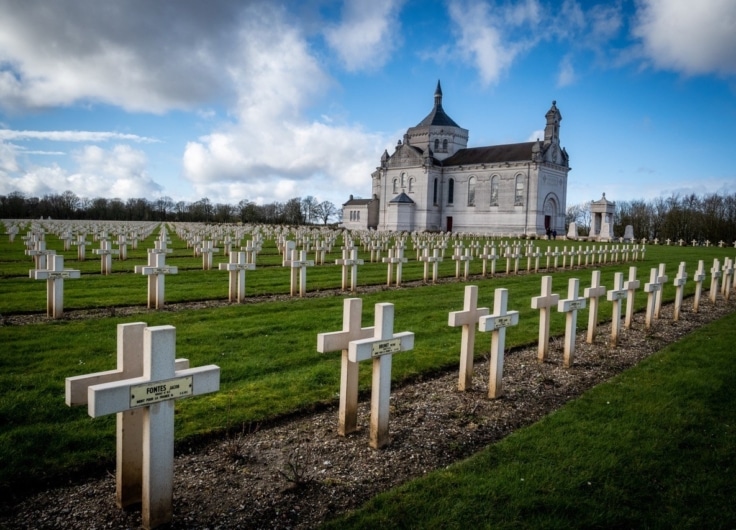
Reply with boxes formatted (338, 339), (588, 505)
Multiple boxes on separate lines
(66, 323), (190, 510)
(335, 247), (364, 292)
(348, 303), (414, 449)
(710, 258), (722, 304)
(478, 288), (519, 398)
(30, 254), (80, 318)
(94, 239), (119, 275)
(606, 272), (626, 347)
(584, 270), (607, 343)
(557, 278), (586, 367)
(623, 266), (640, 329)
(453, 247), (473, 279)
(289, 248), (314, 297)
(26, 239), (55, 270)
(693, 260), (706, 312)
(479, 245), (499, 276)
(317, 298), (374, 435)
(200, 240), (219, 270)
(70, 324), (219, 529)
(135, 252), (178, 309)
(420, 247), (443, 283)
(448, 285), (490, 391)
(118, 234), (128, 261)
(654, 263), (668, 319)
(531, 276), (560, 362)
(218, 251), (255, 302)
(643, 268), (661, 329)
(673, 261), (687, 321)
(73, 234), (90, 261)
(382, 247), (408, 286)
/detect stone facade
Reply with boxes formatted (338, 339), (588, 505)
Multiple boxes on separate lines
(342, 82), (571, 235)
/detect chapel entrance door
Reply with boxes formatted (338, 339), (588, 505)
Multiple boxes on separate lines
(544, 215), (551, 231)
(446, 216), (453, 232)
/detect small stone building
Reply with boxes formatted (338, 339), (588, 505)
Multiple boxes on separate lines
(342, 81), (571, 235)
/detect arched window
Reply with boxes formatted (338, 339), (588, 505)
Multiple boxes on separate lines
(350, 211), (354, 221)
(392, 178), (398, 194)
(433, 178), (438, 205)
(490, 176), (499, 206)
(515, 175), (524, 206)
(357, 211), (360, 221)
(408, 177), (415, 193)
(467, 176), (476, 206)
(448, 178), (455, 205)
(442, 139), (448, 151)
(400, 172), (406, 189)
(434, 139), (439, 151)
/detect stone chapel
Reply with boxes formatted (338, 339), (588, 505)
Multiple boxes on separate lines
(342, 81), (571, 235)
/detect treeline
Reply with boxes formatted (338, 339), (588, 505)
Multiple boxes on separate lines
(567, 192), (736, 244)
(0, 191), (339, 225)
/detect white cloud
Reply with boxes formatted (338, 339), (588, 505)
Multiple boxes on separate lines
(633, 0), (736, 76)
(323, 0), (404, 72)
(448, 0), (542, 86)
(182, 4), (388, 207)
(0, 143), (162, 199)
(0, 130), (157, 143)
(0, 0), (242, 112)
(556, 56), (577, 87)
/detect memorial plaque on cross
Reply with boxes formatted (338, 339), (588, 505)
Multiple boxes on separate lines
(478, 288), (519, 398)
(317, 298), (374, 435)
(606, 272), (626, 347)
(584, 270), (607, 344)
(557, 278), (586, 367)
(69, 324), (218, 529)
(531, 276), (559, 362)
(448, 286), (489, 391)
(348, 303), (414, 449)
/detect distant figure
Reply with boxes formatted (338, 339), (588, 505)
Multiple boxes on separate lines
(546, 228), (552, 240)
(552, 230), (557, 240)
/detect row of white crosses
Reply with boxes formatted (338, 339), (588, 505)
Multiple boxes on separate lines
(66, 322), (220, 529)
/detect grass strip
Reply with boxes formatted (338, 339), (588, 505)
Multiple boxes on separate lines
(324, 310), (736, 529)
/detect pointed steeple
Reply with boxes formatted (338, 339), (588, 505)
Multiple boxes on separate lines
(434, 80), (443, 106)
(416, 80), (459, 127)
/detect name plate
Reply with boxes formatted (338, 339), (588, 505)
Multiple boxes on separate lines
(48, 271), (75, 279)
(567, 301), (585, 310)
(494, 316), (514, 328)
(608, 291), (627, 301)
(371, 338), (402, 357)
(130, 376), (193, 407)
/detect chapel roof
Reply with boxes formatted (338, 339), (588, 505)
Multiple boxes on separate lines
(441, 142), (536, 166)
(343, 197), (374, 206)
(415, 80), (461, 128)
(389, 192), (415, 204)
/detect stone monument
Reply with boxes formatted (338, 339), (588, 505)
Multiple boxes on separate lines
(589, 193), (615, 241)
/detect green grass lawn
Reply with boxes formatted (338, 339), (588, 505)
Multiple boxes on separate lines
(324, 309), (736, 529)
(1, 224), (734, 507)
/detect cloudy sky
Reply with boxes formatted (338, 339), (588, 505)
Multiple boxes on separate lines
(1, 0), (735, 211)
